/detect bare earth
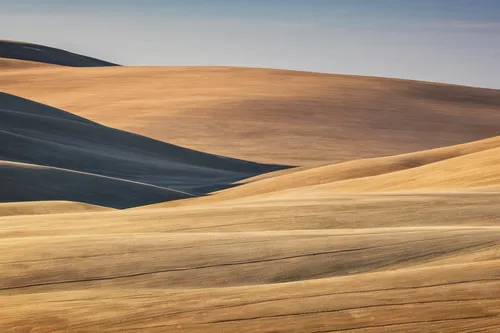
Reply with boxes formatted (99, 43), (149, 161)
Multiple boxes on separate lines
(1, 44), (500, 332)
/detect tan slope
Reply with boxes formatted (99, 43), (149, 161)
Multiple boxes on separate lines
(146, 136), (500, 208)
(2, 192), (500, 238)
(0, 40), (117, 67)
(1, 228), (499, 292)
(309, 145), (500, 193)
(1, 241), (499, 332)
(2, 65), (500, 165)
(0, 58), (56, 70)
(0, 201), (110, 217)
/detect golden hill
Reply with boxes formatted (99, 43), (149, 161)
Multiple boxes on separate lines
(0, 201), (110, 217)
(1, 43), (500, 333)
(1, 200), (499, 332)
(146, 135), (500, 207)
(2, 258), (499, 332)
(317, 146), (500, 192)
(241, 136), (500, 200)
(1, 66), (499, 165)
(0, 58), (56, 70)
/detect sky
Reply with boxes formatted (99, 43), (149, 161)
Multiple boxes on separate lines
(2, 0), (500, 88)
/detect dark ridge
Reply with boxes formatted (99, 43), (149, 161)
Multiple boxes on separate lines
(0, 40), (118, 67)
(0, 92), (289, 208)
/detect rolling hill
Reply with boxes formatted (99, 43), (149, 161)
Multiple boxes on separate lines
(0, 57), (55, 70)
(0, 40), (117, 67)
(144, 135), (500, 207)
(1, 43), (500, 333)
(0, 92), (285, 208)
(1, 65), (499, 165)
(0, 201), (110, 217)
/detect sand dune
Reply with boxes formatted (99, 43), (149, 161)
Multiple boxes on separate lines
(0, 40), (117, 67)
(1, 66), (499, 165)
(2, 43), (500, 332)
(0, 92), (284, 208)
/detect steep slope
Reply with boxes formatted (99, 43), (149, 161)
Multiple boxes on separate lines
(0, 40), (117, 67)
(0, 92), (285, 208)
(2, 65), (499, 165)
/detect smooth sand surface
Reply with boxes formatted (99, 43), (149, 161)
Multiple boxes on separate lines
(1, 51), (500, 332)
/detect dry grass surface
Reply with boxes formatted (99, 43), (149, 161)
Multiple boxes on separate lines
(1, 195), (500, 332)
(3, 260), (500, 333)
(1, 65), (500, 165)
(144, 135), (500, 207)
(0, 201), (109, 217)
(0, 58), (56, 70)
(1, 53), (500, 332)
(1, 181), (500, 332)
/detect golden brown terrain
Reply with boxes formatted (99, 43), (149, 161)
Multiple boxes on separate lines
(1, 44), (499, 332)
(2, 64), (500, 165)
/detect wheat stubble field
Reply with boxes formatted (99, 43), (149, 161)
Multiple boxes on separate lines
(1, 41), (500, 332)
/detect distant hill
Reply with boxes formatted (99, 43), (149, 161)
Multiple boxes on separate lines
(0, 40), (118, 67)
(0, 92), (285, 208)
(2, 65), (499, 166)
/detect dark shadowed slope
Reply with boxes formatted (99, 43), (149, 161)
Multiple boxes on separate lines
(0, 161), (191, 209)
(0, 92), (285, 208)
(0, 40), (118, 67)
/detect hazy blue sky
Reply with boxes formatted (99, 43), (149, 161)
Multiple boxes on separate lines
(2, 0), (500, 88)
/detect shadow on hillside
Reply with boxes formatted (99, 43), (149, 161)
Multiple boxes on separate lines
(0, 92), (290, 208)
